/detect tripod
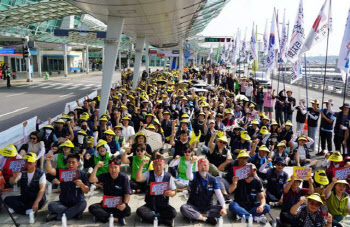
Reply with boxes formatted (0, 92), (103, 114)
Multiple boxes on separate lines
(0, 191), (20, 226)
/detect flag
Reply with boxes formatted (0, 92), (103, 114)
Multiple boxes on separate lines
(252, 25), (259, 73)
(263, 19), (269, 55)
(248, 23), (257, 64)
(239, 28), (247, 62)
(231, 30), (240, 64)
(221, 39), (227, 62)
(299, 0), (332, 56)
(266, 9), (279, 71)
(286, 0), (305, 63)
(207, 44), (213, 61)
(280, 9), (289, 63)
(337, 7), (350, 83)
(225, 40), (232, 62)
(216, 42), (221, 63)
(290, 59), (303, 84)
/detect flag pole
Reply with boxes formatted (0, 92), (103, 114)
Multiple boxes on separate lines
(344, 72), (348, 104)
(317, 23), (330, 155)
(304, 53), (309, 109)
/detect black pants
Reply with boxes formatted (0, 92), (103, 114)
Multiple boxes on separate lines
(7, 76), (11, 87)
(136, 204), (177, 225)
(275, 110), (284, 126)
(48, 200), (87, 220)
(334, 135), (344, 151)
(280, 211), (296, 225)
(320, 130), (332, 151)
(266, 191), (281, 203)
(88, 202), (131, 223)
(4, 196), (46, 215)
(129, 180), (147, 192)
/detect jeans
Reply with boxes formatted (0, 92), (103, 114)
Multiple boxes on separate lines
(229, 202), (270, 218)
(308, 126), (317, 151)
(48, 200), (87, 220)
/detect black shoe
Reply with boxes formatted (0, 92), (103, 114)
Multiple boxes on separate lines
(223, 194), (232, 204)
(161, 218), (174, 227)
(76, 212), (83, 220)
(46, 213), (57, 222)
(206, 217), (217, 225)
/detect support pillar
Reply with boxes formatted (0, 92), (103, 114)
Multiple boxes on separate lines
(145, 44), (149, 74)
(179, 39), (184, 80)
(82, 50), (85, 72)
(63, 44), (68, 77)
(24, 36), (32, 82)
(170, 56), (174, 69)
(175, 57), (178, 69)
(118, 51), (122, 71)
(37, 49), (42, 77)
(102, 47), (105, 70)
(99, 16), (125, 118)
(86, 45), (89, 74)
(132, 37), (146, 90)
(163, 57), (166, 71)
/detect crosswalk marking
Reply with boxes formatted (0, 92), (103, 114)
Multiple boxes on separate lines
(15, 82), (100, 90)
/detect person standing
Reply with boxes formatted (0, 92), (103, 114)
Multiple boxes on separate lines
(334, 103), (350, 153)
(5, 66), (11, 88)
(307, 100), (320, 152)
(284, 90), (296, 122)
(319, 101), (336, 155)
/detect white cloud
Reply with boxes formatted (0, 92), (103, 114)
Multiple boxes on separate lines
(201, 0), (349, 56)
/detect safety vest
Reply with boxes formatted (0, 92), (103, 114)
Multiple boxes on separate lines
(145, 170), (171, 210)
(57, 153), (68, 169)
(19, 168), (46, 202)
(178, 156), (196, 180)
(188, 172), (216, 212)
(295, 206), (324, 227)
(326, 191), (349, 217)
(94, 151), (111, 176)
(131, 155), (150, 180)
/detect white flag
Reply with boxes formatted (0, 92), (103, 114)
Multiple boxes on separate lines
(266, 9), (279, 70)
(248, 24), (257, 63)
(290, 59), (303, 84)
(207, 44), (213, 61)
(263, 19), (269, 55)
(287, 0), (305, 63)
(280, 10), (289, 63)
(337, 7), (350, 83)
(299, 0), (332, 56)
(239, 28), (247, 62)
(226, 40), (232, 62)
(231, 30), (240, 64)
(221, 39), (227, 62)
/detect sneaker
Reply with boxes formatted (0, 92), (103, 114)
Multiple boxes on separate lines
(254, 215), (267, 224)
(8, 208), (15, 214)
(118, 218), (126, 226)
(206, 217), (217, 225)
(46, 213), (58, 222)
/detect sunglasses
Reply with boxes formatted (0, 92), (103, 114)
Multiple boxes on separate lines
(276, 163), (284, 166)
(309, 201), (321, 207)
(218, 141), (227, 145)
(136, 149), (145, 152)
(184, 150), (192, 154)
(30, 137), (37, 140)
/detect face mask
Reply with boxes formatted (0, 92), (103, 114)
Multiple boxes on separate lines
(271, 138), (277, 143)
(81, 125), (87, 130)
(69, 116), (74, 120)
(78, 135), (84, 144)
(62, 119), (67, 122)
(172, 104), (176, 110)
(199, 171), (207, 178)
(45, 129), (52, 134)
(334, 163), (340, 168)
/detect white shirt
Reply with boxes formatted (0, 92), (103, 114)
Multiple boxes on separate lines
(122, 126), (135, 141)
(245, 86), (254, 97)
(143, 171), (176, 190)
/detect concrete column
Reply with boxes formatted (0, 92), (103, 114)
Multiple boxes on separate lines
(63, 44), (68, 77)
(163, 57), (166, 70)
(86, 45), (89, 74)
(99, 16), (125, 118)
(170, 56), (174, 69)
(132, 37), (146, 90)
(145, 44), (149, 74)
(179, 39), (184, 80)
(174, 57), (178, 69)
(118, 51), (122, 71)
(82, 50), (85, 72)
(24, 37), (32, 81)
(102, 47), (105, 70)
(37, 49), (42, 77)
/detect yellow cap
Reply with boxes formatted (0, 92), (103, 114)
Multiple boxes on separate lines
(224, 109), (233, 115)
(285, 120), (293, 126)
(260, 126), (269, 135)
(181, 119), (189, 124)
(298, 136), (308, 141)
(262, 115), (270, 121)
(122, 116), (131, 120)
(136, 132), (146, 137)
(77, 130), (87, 136)
(121, 105), (128, 109)
(147, 124), (156, 130)
(249, 103), (255, 108)
(199, 112), (205, 116)
(314, 170), (329, 186)
(259, 145), (270, 152)
(23, 152), (38, 163)
(277, 142), (286, 147)
(217, 136), (228, 143)
(55, 119), (65, 124)
(59, 140), (75, 148)
(217, 131), (225, 138)
(152, 118), (160, 125)
(96, 139), (107, 149)
(104, 129), (116, 136)
(251, 119), (259, 125)
(86, 136), (94, 144)
(79, 112), (89, 120)
(44, 124), (54, 129)
(307, 193), (323, 205)
(100, 116), (108, 121)
(0, 144), (18, 157)
(328, 151), (343, 162)
(61, 114), (70, 119)
(181, 113), (189, 118)
(237, 150), (250, 159)
(270, 120), (278, 126)
(335, 180), (349, 186)
(114, 124), (123, 129)
(241, 131), (251, 141)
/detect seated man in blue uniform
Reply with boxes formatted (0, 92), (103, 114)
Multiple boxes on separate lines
(45, 153), (90, 222)
(4, 152), (46, 214)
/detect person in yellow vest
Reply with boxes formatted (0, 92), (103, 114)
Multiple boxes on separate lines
(324, 177), (350, 225)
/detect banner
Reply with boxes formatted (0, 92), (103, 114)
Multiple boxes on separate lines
(233, 165), (252, 180)
(337, 7), (350, 83)
(287, 0), (305, 63)
(102, 195), (122, 208)
(263, 19), (269, 56)
(280, 10), (289, 63)
(239, 28), (247, 62)
(59, 169), (79, 182)
(207, 44), (213, 62)
(333, 167), (350, 180)
(9, 160), (25, 172)
(231, 29), (240, 64)
(266, 9), (280, 71)
(299, 0), (332, 56)
(293, 166), (311, 180)
(290, 59), (303, 84)
(248, 24), (257, 64)
(150, 182), (169, 195)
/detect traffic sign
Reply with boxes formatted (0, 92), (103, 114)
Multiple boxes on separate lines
(172, 50), (179, 54)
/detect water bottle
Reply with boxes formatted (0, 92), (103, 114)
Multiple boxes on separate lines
(62, 213), (67, 227)
(13, 182), (18, 192)
(47, 182), (52, 195)
(248, 214), (253, 227)
(272, 218), (277, 227)
(109, 213), (114, 227)
(29, 210), (35, 224)
(241, 215), (246, 223)
(218, 216), (223, 227)
(89, 184), (96, 197)
(153, 216), (158, 227)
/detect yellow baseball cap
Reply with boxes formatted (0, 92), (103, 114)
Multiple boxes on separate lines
(23, 152), (37, 163)
(217, 136), (228, 144)
(0, 144), (18, 157)
(259, 145), (270, 152)
(44, 124), (54, 129)
(147, 124), (156, 130)
(307, 193), (323, 204)
(241, 131), (251, 141)
(96, 139), (107, 149)
(314, 170), (329, 186)
(251, 119), (259, 125)
(77, 130), (87, 136)
(100, 116), (108, 121)
(260, 126), (269, 135)
(59, 140), (75, 148)
(285, 120), (293, 126)
(104, 129), (116, 136)
(237, 150), (250, 159)
(328, 151), (343, 162)
(79, 112), (89, 120)
(122, 116), (131, 120)
(277, 142), (286, 147)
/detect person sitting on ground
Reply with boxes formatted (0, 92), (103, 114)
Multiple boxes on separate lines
(131, 132), (152, 158)
(290, 193), (332, 227)
(103, 129), (121, 157)
(280, 175), (314, 225)
(84, 140), (112, 176)
(169, 125), (190, 158)
(249, 145), (272, 180)
(4, 153), (46, 215)
(180, 158), (227, 226)
(270, 141), (290, 166)
(114, 125), (125, 149)
(259, 157), (288, 206)
(324, 178), (350, 225)
(121, 143), (152, 193)
(88, 158), (131, 225)
(45, 153), (90, 222)
(231, 131), (252, 158)
(40, 124), (58, 154)
(278, 120), (294, 148)
(228, 163), (270, 224)
(207, 133), (232, 177)
(291, 135), (317, 167)
(246, 119), (260, 139)
(0, 144), (22, 187)
(168, 147), (198, 190)
(136, 155), (177, 227)
(322, 151), (344, 179)
(72, 130), (88, 157)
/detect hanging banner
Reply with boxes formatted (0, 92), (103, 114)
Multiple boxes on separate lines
(290, 59), (303, 84)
